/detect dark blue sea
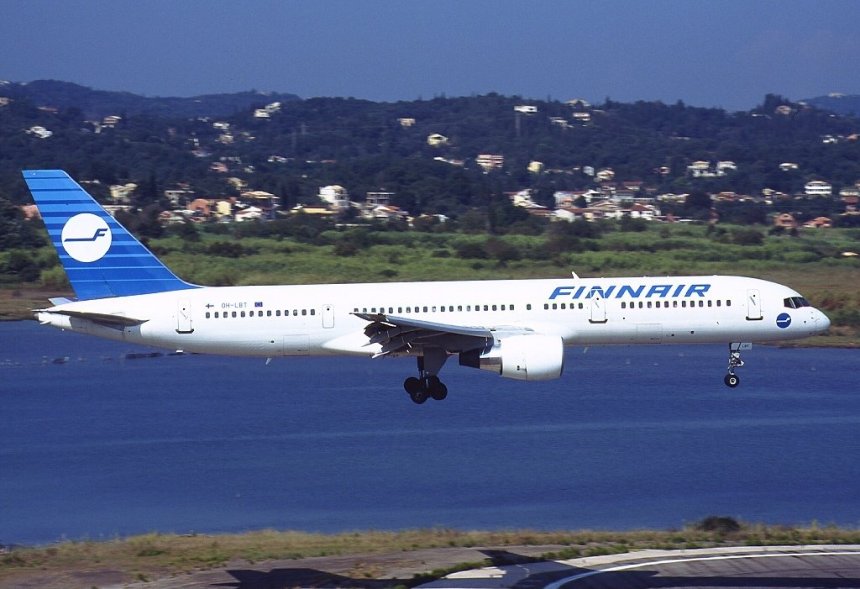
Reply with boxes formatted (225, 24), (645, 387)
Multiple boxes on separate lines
(1, 320), (858, 546)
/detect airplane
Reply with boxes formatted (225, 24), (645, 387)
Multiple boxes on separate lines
(23, 169), (831, 404)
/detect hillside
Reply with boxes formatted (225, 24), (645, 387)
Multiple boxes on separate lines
(1, 83), (859, 218)
(803, 93), (860, 117)
(0, 79), (300, 119)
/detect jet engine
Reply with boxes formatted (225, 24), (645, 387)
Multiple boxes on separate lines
(459, 334), (564, 381)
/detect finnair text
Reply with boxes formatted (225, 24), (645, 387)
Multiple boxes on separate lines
(549, 283), (712, 300)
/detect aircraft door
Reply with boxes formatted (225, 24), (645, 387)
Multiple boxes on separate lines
(176, 299), (194, 333)
(746, 289), (762, 321)
(322, 304), (335, 328)
(589, 292), (607, 323)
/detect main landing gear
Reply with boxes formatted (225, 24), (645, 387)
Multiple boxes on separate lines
(403, 348), (449, 404)
(724, 342), (749, 388)
(404, 375), (448, 404)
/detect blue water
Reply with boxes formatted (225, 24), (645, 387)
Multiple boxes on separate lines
(1, 320), (858, 545)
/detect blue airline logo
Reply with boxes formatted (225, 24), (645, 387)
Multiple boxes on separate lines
(776, 312), (792, 328)
(64, 228), (109, 243)
(549, 283), (711, 300)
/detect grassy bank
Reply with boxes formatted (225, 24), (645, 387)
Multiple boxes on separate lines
(3, 524), (860, 587)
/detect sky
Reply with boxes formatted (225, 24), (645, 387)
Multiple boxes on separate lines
(1, 0), (859, 111)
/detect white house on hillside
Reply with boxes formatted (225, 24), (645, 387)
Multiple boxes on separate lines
(804, 180), (833, 197)
(319, 185), (350, 209)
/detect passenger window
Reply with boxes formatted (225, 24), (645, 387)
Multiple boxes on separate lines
(277, 310), (281, 316)
(707, 300), (712, 307)
(232, 311), (237, 318)
(240, 311), (246, 317)
(544, 303), (549, 310)
(205, 312), (211, 319)
(526, 304), (532, 311)
(492, 305), (497, 311)
(302, 309), (307, 316)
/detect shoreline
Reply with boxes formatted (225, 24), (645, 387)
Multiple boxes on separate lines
(3, 526), (860, 589)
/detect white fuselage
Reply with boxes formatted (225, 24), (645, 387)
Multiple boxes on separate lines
(37, 275), (829, 358)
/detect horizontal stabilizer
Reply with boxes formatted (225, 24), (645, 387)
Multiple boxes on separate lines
(40, 309), (148, 328)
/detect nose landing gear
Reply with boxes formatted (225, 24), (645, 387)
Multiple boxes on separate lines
(724, 342), (750, 388)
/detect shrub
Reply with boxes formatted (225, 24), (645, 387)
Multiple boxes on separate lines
(40, 266), (70, 290)
(693, 516), (742, 534)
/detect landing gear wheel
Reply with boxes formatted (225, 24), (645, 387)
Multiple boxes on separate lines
(404, 377), (429, 403)
(409, 389), (429, 404)
(724, 373), (740, 388)
(427, 376), (448, 401)
(404, 376), (422, 395)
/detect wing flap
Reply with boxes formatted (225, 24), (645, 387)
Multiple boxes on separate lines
(353, 312), (531, 357)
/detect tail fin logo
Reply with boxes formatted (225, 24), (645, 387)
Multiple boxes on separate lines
(61, 213), (112, 262)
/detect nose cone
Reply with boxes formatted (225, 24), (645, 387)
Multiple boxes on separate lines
(815, 309), (831, 333)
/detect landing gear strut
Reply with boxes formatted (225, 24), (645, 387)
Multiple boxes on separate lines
(724, 342), (749, 388)
(403, 348), (449, 403)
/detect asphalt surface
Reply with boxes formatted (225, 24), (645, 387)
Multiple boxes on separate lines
(423, 546), (860, 589)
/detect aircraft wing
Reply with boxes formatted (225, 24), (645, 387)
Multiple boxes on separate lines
(353, 312), (531, 357)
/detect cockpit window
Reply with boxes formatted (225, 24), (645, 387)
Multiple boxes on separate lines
(784, 296), (811, 309)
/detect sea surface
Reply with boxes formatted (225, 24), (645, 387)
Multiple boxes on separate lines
(1, 320), (858, 546)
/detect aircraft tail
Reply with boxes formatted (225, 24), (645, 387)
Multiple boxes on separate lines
(23, 169), (197, 300)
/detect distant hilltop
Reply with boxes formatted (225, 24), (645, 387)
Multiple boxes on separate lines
(802, 93), (860, 117)
(0, 79), (301, 119)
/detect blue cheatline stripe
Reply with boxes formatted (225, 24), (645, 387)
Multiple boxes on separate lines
(23, 169), (199, 300)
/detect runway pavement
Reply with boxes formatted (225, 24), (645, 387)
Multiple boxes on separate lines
(421, 545), (860, 589)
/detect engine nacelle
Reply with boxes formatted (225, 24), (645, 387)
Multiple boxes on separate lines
(459, 334), (564, 381)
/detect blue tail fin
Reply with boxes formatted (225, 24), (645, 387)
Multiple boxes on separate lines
(23, 169), (197, 300)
